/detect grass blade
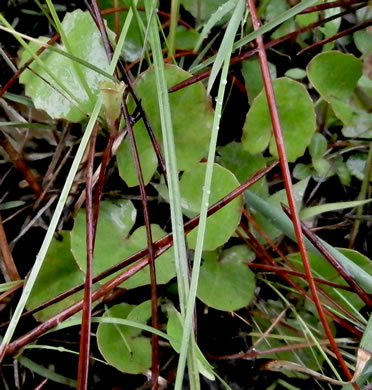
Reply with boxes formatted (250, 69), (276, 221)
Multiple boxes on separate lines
(175, 1), (245, 388)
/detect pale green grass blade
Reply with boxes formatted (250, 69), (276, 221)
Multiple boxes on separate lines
(24, 344), (108, 364)
(193, 0), (237, 52)
(207, 0), (243, 94)
(175, 1), (245, 388)
(0, 9), (134, 356)
(168, 0), (180, 57)
(0, 281), (22, 293)
(245, 190), (372, 293)
(144, 1), (199, 387)
(300, 199), (372, 220)
(144, 0), (189, 315)
(190, 0), (318, 74)
(3, 93), (34, 107)
(17, 356), (77, 387)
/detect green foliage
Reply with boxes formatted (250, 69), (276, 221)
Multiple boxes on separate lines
(242, 78), (316, 162)
(180, 0), (233, 25)
(19, 10), (112, 122)
(70, 200), (175, 288)
(100, 0), (145, 61)
(97, 302), (152, 374)
(116, 64), (214, 187)
(289, 248), (372, 313)
(180, 163), (243, 250)
(197, 246), (256, 311)
(217, 142), (268, 196)
(6, 2), (372, 387)
(241, 58), (277, 105)
(26, 232), (85, 321)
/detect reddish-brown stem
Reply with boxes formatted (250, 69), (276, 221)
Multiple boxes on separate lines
(299, 0), (366, 14)
(297, 19), (372, 55)
(77, 123), (99, 390)
(122, 99), (159, 390)
(245, 262), (354, 291)
(282, 205), (372, 307)
(0, 212), (20, 281)
(247, 0), (354, 383)
(1, 163), (278, 355)
(206, 338), (355, 360)
(0, 132), (43, 198)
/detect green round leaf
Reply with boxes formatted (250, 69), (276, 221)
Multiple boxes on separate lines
(309, 133), (327, 160)
(218, 142), (268, 196)
(116, 64), (213, 187)
(241, 58), (276, 105)
(284, 68), (307, 80)
(354, 30), (372, 55)
(342, 111), (372, 139)
(70, 200), (136, 278)
(197, 246), (256, 311)
(180, 163), (243, 251)
(97, 302), (152, 374)
(121, 225), (176, 289)
(242, 77), (316, 162)
(346, 152), (368, 181)
(307, 51), (362, 101)
(293, 163), (312, 180)
(26, 232), (85, 322)
(174, 26), (200, 50)
(19, 10), (111, 122)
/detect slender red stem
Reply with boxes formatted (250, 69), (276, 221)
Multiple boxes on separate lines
(298, 19), (372, 55)
(76, 123), (99, 390)
(122, 99), (159, 390)
(246, 0), (354, 383)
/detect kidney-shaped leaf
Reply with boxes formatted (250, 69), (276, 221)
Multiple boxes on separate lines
(197, 246), (256, 311)
(71, 200), (175, 289)
(242, 77), (316, 162)
(26, 232), (85, 322)
(180, 163), (243, 251)
(307, 51), (362, 101)
(70, 200), (136, 278)
(19, 10), (111, 122)
(121, 224), (176, 289)
(97, 302), (152, 374)
(116, 64), (213, 187)
(218, 142), (268, 196)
